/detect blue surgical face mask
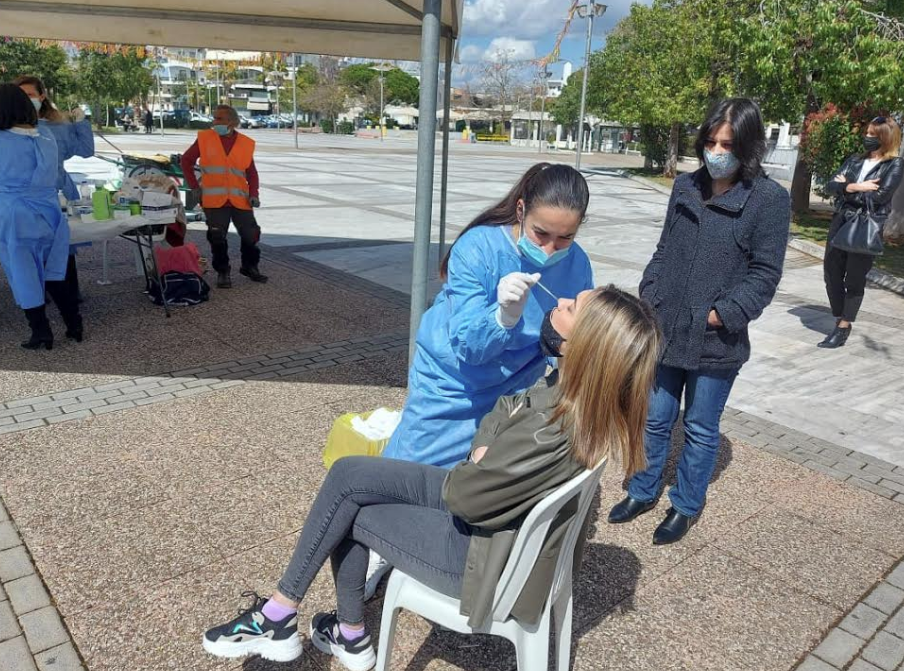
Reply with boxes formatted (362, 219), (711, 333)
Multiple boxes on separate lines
(213, 124), (231, 136)
(703, 148), (740, 180)
(30, 97), (42, 113)
(517, 227), (572, 268)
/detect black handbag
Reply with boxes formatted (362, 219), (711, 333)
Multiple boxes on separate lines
(832, 196), (885, 256)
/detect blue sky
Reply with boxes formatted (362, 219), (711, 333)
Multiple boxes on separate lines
(455, 0), (652, 84)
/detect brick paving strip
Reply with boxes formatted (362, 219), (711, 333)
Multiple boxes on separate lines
(797, 561), (904, 671)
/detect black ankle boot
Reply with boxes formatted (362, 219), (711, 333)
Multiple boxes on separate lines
(608, 496), (657, 524)
(653, 508), (695, 545)
(64, 314), (84, 343)
(21, 306), (53, 351)
(818, 325), (852, 349)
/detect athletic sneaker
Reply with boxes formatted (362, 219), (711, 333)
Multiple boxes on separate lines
(310, 611), (376, 671)
(202, 591), (302, 663)
(363, 550), (392, 601)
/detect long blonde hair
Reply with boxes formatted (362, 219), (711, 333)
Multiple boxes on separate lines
(867, 116), (902, 160)
(551, 286), (661, 474)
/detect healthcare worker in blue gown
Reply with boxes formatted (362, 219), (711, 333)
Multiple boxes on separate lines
(383, 162), (594, 468)
(0, 84), (83, 350)
(16, 75), (95, 301)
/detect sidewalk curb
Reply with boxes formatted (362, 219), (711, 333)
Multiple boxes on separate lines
(598, 169), (904, 298)
(787, 237), (904, 297)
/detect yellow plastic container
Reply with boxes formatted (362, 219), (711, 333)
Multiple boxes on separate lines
(322, 410), (394, 469)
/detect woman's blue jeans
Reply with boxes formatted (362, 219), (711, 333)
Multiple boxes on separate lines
(627, 364), (738, 517)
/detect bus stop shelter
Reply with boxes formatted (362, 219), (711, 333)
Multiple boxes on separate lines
(0, 0), (462, 354)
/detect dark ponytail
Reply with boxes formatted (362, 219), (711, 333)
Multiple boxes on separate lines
(440, 162), (590, 279)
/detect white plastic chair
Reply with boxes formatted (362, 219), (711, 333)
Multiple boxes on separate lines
(376, 458), (607, 671)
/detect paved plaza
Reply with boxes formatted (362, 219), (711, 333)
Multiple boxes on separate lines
(1, 131), (903, 671)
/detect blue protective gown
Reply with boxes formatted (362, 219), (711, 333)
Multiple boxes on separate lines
(382, 224), (594, 468)
(0, 128), (71, 309)
(39, 118), (95, 201)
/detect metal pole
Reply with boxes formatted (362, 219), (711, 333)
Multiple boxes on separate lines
(409, 0), (442, 361)
(379, 71), (384, 141)
(438, 35), (453, 268)
(575, 0), (594, 170)
(293, 56), (299, 149)
(156, 58), (165, 137)
(539, 79), (547, 154)
(528, 76), (534, 148)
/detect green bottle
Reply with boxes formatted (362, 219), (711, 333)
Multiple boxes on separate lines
(92, 188), (112, 220)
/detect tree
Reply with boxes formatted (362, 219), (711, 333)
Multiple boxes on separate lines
(480, 49), (526, 125)
(278, 63), (317, 113)
(300, 57), (349, 131)
(338, 63), (419, 108)
(589, 0), (737, 177)
(738, 0), (904, 212)
(77, 47), (154, 127)
(0, 38), (75, 103)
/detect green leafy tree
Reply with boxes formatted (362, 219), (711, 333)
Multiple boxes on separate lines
(339, 63), (419, 105)
(278, 63), (317, 113)
(738, 0), (904, 211)
(590, 0), (737, 177)
(0, 38), (76, 103)
(77, 47), (154, 127)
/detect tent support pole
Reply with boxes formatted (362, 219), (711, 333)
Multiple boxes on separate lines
(408, 0), (442, 361)
(438, 34), (453, 271)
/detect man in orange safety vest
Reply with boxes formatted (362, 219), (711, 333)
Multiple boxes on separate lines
(181, 105), (267, 288)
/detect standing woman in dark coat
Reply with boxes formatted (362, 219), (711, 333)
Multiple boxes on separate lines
(608, 98), (791, 544)
(820, 117), (903, 348)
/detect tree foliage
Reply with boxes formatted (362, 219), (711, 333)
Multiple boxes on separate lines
(339, 63), (419, 105)
(0, 38), (75, 101)
(76, 47), (154, 126)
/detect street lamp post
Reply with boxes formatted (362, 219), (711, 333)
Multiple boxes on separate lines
(370, 63), (393, 141)
(538, 64), (551, 154)
(292, 55), (299, 149)
(575, 1), (607, 170)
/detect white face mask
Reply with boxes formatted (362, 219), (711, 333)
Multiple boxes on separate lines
(8, 127), (39, 137)
(31, 97), (43, 113)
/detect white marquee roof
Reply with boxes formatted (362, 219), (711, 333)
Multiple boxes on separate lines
(0, 0), (462, 60)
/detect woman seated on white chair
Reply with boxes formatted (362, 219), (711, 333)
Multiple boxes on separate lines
(202, 285), (661, 671)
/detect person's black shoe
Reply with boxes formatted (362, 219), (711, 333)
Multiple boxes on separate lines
(652, 508), (695, 545)
(21, 306), (53, 351)
(217, 271), (232, 289)
(240, 266), (269, 283)
(202, 591), (301, 662)
(310, 611), (376, 671)
(608, 496), (657, 524)
(818, 325), (852, 349)
(63, 314), (84, 343)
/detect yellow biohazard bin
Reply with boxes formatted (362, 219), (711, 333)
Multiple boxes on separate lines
(322, 410), (393, 469)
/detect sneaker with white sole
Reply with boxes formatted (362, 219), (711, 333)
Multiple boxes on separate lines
(364, 550), (392, 601)
(202, 591), (301, 663)
(310, 611), (376, 671)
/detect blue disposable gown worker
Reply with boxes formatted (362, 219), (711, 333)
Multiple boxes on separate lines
(40, 117), (95, 200)
(0, 126), (70, 309)
(382, 224), (594, 468)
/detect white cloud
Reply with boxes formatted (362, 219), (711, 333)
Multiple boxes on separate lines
(459, 44), (485, 63)
(463, 0), (566, 39)
(483, 37), (536, 62)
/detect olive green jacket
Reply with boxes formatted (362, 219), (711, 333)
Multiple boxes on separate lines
(442, 376), (587, 628)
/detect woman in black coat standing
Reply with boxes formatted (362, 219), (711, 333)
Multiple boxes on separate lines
(607, 98), (791, 545)
(820, 117), (903, 348)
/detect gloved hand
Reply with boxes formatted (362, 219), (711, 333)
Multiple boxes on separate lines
(496, 272), (541, 328)
(250, 196), (260, 208)
(69, 108), (86, 122)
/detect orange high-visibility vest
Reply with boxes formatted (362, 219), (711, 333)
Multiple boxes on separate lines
(197, 130), (255, 210)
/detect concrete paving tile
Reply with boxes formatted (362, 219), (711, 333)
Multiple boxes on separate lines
(0, 635), (38, 671)
(839, 603), (890, 640)
(0, 600), (19, 643)
(33, 642), (83, 671)
(4, 574), (52, 617)
(861, 630), (904, 671)
(864, 583), (904, 615)
(811, 628), (865, 667)
(714, 508), (894, 608)
(67, 560), (240, 671)
(24, 497), (223, 617)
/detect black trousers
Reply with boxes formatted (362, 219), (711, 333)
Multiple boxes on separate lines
(203, 206), (261, 273)
(824, 243), (874, 322)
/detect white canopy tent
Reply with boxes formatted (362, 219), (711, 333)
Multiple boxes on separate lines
(0, 0), (462, 355)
